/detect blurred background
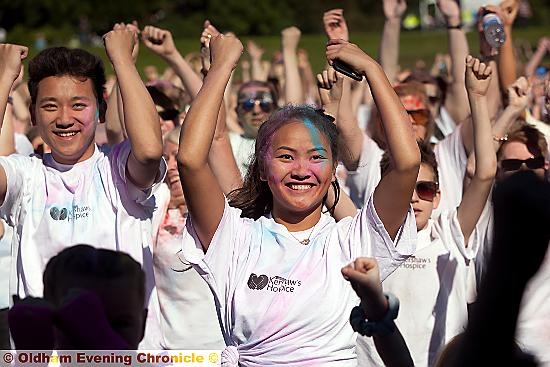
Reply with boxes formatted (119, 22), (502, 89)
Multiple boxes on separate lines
(1, 0), (548, 76)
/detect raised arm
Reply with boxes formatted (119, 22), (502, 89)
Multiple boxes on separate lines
(458, 56), (497, 244)
(0, 44), (27, 204)
(379, 0), (407, 84)
(437, 0), (471, 124)
(103, 26), (163, 188)
(342, 257), (414, 367)
(327, 40), (420, 239)
(177, 35), (243, 249)
(281, 26), (304, 104)
(524, 37), (549, 78)
(317, 67), (363, 171)
(247, 40), (267, 81)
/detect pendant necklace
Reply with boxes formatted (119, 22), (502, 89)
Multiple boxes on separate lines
(289, 224), (316, 246)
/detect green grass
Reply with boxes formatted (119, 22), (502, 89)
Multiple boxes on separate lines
(19, 25), (550, 80)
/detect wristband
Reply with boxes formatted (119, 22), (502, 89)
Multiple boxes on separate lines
(350, 292), (400, 337)
(447, 24), (462, 29)
(7, 96), (13, 105)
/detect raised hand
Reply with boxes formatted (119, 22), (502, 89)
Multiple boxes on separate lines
(498, 0), (519, 27)
(465, 55), (492, 97)
(103, 26), (136, 66)
(323, 9), (349, 41)
(247, 40), (264, 60)
(383, 0), (407, 20)
(281, 26), (301, 50)
(0, 44), (28, 86)
(341, 257), (385, 312)
(200, 20), (221, 48)
(326, 39), (370, 76)
(142, 25), (177, 58)
(317, 67), (342, 108)
(506, 76), (530, 111)
(209, 34), (243, 72)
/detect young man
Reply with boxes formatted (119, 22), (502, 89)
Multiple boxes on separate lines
(0, 27), (165, 347)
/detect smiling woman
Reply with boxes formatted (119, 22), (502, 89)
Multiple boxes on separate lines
(176, 34), (420, 366)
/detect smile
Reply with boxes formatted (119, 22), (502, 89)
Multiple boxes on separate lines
(286, 183), (315, 191)
(54, 131), (78, 138)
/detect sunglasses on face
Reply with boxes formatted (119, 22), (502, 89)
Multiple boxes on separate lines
(239, 97), (274, 113)
(407, 109), (430, 126)
(500, 156), (545, 172)
(158, 109), (179, 121)
(415, 181), (439, 202)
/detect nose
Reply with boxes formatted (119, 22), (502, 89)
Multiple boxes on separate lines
(252, 100), (263, 114)
(56, 107), (74, 128)
(166, 155), (177, 170)
(411, 187), (419, 203)
(290, 159), (311, 179)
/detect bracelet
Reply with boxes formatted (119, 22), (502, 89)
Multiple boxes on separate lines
(493, 134), (508, 143)
(7, 96), (13, 105)
(447, 23), (462, 29)
(350, 292), (400, 337)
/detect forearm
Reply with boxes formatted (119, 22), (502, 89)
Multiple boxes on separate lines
(379, 18), (401, 84)
(251, 58), (265, 81)
(165, 51), (203, 98)
(361, 60), (419, 172)
(0, 76), (14, 131)
(178, 65), (233, 169)
(0, 104), (16, 156)
(114, 62), (162, 163)
(445, 28), (471, 123)
(283, 47), (303, 104)
(497, 26), (517, 90)
(338, 79), (364, 170)
(470, 96), (497, 181)
(105, 81), (125, 145)
(524, 47), (546, 77)
(485, 59), (502, 120)
(491, 104), (522, 151)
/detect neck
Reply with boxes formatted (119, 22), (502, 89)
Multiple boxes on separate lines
(272, 206), (322, 232)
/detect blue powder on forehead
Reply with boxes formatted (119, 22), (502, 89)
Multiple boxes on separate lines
(303, 118), (323, 149)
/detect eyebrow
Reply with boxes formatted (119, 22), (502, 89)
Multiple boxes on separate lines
(38, 96), (93, 104)
(275, 146), (327, 153)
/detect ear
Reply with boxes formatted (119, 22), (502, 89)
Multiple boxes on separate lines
(29, 104), (36, 126)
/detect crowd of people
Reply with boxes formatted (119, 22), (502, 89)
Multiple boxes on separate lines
(0, 0), (549, 365)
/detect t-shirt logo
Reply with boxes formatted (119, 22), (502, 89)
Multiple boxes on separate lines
(50, 207), (68, 220)
(247, 273), (268, 290)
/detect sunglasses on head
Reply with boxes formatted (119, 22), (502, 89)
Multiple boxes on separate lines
(158, 109), (179, 121)
(415, 181), (438, 201)
(500, 156), (545, 172)
(407, 109), (430, 126)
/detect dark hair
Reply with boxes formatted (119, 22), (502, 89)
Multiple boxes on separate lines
(43, 244), (145, 307)
(497, 123), (549, 161)
(28, 47), (106, 106)
(228, 105), (339, 219)
(381, 139), (438, 182)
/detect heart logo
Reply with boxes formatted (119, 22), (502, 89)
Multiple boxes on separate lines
(50, 207), (60, 220)
(247, 273), (268, 290)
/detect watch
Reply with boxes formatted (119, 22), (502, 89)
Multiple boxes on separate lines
(350, 292), (400, 337)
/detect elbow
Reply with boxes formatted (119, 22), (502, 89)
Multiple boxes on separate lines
(475, 162), (497, 182)
(176, 151), (203, 172)
(133, 146), (163, 167)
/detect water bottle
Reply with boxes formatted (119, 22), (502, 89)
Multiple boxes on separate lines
(482, 13), (506, 49)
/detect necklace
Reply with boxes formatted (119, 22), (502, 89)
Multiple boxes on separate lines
(288, 224), (316, 246)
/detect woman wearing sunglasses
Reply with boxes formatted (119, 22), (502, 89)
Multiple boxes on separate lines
(358, 56), (497, 367)
(472, 122), (550, 365)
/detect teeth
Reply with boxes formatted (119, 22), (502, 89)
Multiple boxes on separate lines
(290, 184), (312, 190)
(57, 132), (77, 137)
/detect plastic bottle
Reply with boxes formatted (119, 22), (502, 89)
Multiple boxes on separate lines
(482, 13), (506, 49)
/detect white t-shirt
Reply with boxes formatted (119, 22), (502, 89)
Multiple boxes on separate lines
(229, 132), (255, 178)
(0, 220), (11, 309)
(182, 195), (417, 366)
(357, 210), (480, 367)
(0, 141), (167, 348)
(474, 205), (550, 366)
(151, 184), (225, 349)
(346, 127), (467, 218)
